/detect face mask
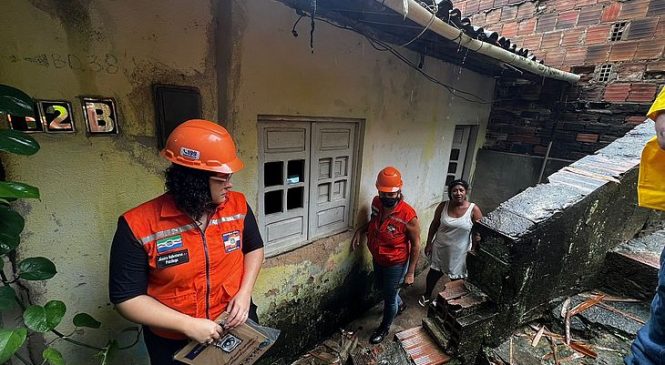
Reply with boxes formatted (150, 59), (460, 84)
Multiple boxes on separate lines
(380, 196), (399, 207)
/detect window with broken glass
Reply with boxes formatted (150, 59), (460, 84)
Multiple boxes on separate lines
(258, 118), (359, 256)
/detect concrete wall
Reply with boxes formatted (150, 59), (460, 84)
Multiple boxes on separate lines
(223, 1), (494, 360)
(0, 0), (219, 363)
(1, 0), (495, 363)
(471, 149), (571, 212)
(468, 121), (656, 345)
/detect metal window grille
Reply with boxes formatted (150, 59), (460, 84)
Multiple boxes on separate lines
(597, 64), (613, 82)
(609, 22), (628, 41)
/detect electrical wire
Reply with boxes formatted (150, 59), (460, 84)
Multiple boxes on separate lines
(303, 13), (491, 103)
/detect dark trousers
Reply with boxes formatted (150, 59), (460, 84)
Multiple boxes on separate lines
(373, 261), (408, 330)
(144, 302), (259, 365)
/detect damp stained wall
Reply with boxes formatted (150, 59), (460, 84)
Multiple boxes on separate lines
(0, 0), (494, 363)
(0, 0), (218, 363)
(221, 0), (495, 360)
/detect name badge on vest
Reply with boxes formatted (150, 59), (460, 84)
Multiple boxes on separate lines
(223, 230), (241, 253)
(156, 249), (190, 269)
(156, 234), (183, 254)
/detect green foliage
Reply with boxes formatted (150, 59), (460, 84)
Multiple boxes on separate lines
(43, 347), (65, 365)
(0, 328), (27, 363)
(0, 85), (34, 118)
(0, 129), (39, 155)
(18, 257), (57, 280)
(73, 313), (102, 329)
(0, 85), (139, 364)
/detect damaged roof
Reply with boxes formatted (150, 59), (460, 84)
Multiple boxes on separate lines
(276, 0), (580, 83)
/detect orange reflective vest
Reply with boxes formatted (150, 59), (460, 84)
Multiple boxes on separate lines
(123, 191), (247, 339)
(367, 197), (417, 266)
(638, 88), (665, 211)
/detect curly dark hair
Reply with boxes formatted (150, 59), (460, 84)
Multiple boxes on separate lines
(447, 178), (470, 199)
(165, 164), (215, 220)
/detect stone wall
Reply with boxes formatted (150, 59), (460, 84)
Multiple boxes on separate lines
(468, 121), (656, 344)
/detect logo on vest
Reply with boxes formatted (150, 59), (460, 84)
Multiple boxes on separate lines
(223, 230), (241, 253)
(156, 235), (183, 253)
(156, 249), (189, 269)
(387, 224), (397, 234)
(180, 147), (200, 160)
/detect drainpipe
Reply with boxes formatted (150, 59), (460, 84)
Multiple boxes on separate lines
(378, 0), (581, 84)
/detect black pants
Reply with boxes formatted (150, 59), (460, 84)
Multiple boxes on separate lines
(144, 302), (259, 365)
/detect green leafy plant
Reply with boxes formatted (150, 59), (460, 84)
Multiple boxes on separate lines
(0, 84), (138, 364)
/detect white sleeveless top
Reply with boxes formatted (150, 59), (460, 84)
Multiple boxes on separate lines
(430, 201), (475, 279)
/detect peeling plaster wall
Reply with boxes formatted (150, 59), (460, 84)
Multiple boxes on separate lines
(224, 0), (495, 360)
(0, 0), (495, 363)
(0, 0), (217, 363)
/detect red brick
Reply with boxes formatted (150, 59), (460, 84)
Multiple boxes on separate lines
(603, 83), (631, 102)
(609, 41), (639, 61)
(494, 0), (509, 8)
(541, 31), (563, 49)
(533, 145), (549, 155)
(616, 63), (646, 81)
(471, 13), (487, 26)
(585, 24), (611, 44)
(536, 13), (558, 33)
(516, 1), (536, 19)
(626, 18), (660, 40)
(576, 0), (598, 6)
(561, 31), (583, 47)
(647, 61), (665, 73)
(556, 0), (578, 11)
(648, 0), (665, 16)
(636, 40), (665, 60)
(601, 2), (622, 22)
(517, 18), (537, 35)
(627, 83), (658, 102)
(522, 34), (542, 50)
(620, 0), (650, 19)
(564, 47), (587, 66)
(465, 0), (480, 15)
(625, 115), (647, 125)
(545, 48), (566, 66)
(585, 44), (610, 63)
(502, 5), (517, 20)
(457, 1), (467, 14)
(576, 133), (599, 143)
(486, 9), (502, 25)
(479, 0), (495, 11)
(577, 5), (603, 27)
(501, 21), (519, 37)
(557, 10), (579, 29)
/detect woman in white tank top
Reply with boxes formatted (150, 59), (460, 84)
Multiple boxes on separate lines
(419, 179), (483, 307)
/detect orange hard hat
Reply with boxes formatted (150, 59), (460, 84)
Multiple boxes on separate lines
(376, 166), (403, 192)
(160, 119), (244, 173)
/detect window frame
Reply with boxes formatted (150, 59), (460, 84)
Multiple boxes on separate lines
(257, 116), (363, 257)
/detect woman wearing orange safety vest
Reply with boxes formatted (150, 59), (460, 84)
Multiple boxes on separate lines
(109, 120), (264, 364)
(351, 167), (421, 344)
(627, 87), (665, 365)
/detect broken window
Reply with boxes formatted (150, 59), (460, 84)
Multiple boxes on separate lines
(609, 22), (628, 41)
(258, 118), (359, 256)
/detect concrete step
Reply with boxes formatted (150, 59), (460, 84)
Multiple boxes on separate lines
(603, 229), (665, 300)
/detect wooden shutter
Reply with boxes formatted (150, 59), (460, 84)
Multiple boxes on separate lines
(308, 122), (356, 239)
(258, 122), (310, 254)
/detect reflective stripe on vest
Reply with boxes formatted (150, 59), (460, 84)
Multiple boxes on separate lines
(123, 191), (247, 340)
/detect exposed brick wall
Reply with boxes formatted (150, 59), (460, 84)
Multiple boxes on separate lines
(484, 79), (651, 160)
(458, 0), (664, 158)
